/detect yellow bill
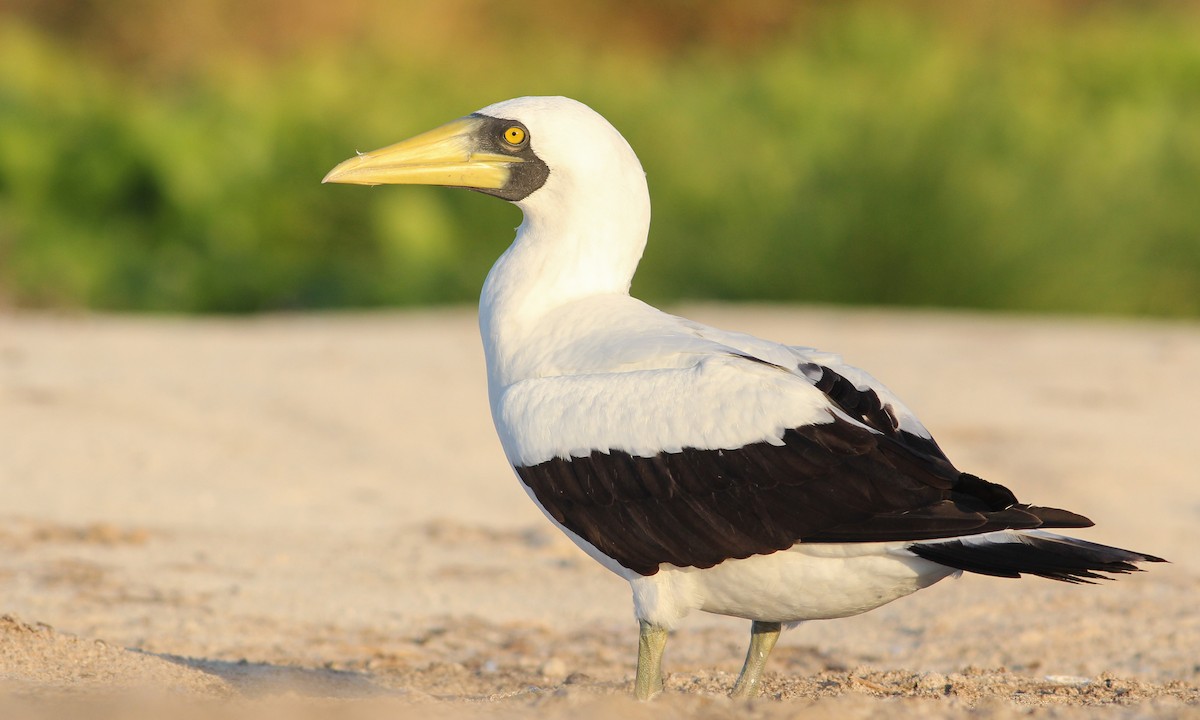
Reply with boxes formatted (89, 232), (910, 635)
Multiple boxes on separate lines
(322, 116), (523, 189)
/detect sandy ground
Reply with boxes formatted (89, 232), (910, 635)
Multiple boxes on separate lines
(1, 305), (1198, 719)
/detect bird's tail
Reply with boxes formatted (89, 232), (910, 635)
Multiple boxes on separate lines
(909, 530), (1166, 584)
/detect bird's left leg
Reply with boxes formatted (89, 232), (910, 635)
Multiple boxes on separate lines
(729, 620), (781, 698)
(634, 620), (668, 700)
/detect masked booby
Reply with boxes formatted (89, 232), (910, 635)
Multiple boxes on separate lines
(323, 96), (1164, 699)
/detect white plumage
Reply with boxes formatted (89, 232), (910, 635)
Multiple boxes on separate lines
(324, 95), (1162, 699)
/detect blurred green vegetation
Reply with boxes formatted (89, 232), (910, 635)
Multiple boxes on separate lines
(1, 1), (1198, 314)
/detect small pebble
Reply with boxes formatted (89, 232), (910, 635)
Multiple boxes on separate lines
(539, 657), (568, 679)
(1044, 675), (1091, 686)
(915, 672), (948, 692)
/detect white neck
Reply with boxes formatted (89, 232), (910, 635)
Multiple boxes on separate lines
(479, 163), (651, 389)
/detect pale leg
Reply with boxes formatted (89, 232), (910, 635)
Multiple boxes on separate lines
(729, 620), (781, 698)
(635, 620), (668, 700)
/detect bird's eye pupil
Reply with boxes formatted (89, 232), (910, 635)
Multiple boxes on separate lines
(504, 126), (526, 145)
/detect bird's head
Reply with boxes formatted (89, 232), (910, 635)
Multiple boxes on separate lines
(323, 96), (647, 211)
(325, 97), (652, 304)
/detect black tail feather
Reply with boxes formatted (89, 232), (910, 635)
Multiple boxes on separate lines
(910, 532), (1166, 584)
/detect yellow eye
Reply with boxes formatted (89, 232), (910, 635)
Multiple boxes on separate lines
(503, 125), (526, 146)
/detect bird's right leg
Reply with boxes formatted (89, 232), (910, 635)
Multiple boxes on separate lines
(635, 620), (668, 700)
(729, 620), (781, 698)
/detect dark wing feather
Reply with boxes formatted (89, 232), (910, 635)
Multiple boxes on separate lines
(516, 364), (1091, 576)
(910, 533), (1165, 583)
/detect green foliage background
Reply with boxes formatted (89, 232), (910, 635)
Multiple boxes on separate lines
(1, 1), (1198, 314)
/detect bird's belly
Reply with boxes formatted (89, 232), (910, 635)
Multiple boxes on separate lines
(686, 543), (957, 623)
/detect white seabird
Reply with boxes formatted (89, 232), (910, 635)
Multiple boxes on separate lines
(324, 96), (1164, 699)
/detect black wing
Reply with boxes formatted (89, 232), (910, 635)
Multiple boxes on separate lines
(515, 364), (1091, 576)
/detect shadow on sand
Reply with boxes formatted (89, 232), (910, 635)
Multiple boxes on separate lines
(145, 652), (397, 698)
